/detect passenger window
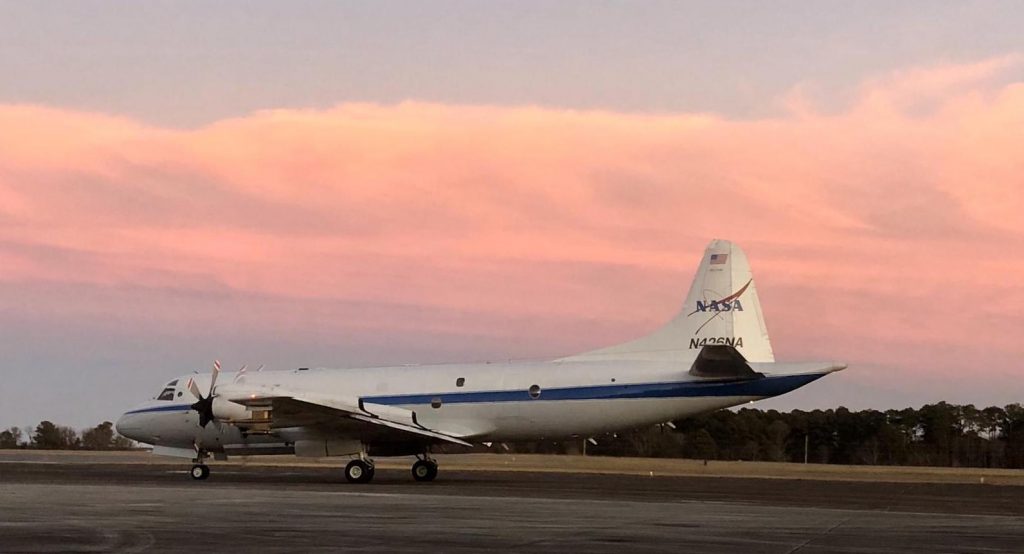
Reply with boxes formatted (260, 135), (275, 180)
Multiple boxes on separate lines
(456, 377), (465, 387)
(528, 384), (541, 399)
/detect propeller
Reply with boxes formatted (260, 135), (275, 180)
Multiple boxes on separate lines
(188, 360), (221, 428)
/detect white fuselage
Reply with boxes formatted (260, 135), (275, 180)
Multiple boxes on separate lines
(116, 358), (826, 454)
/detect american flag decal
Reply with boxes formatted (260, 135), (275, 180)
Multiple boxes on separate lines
(710, 253), (728, 265)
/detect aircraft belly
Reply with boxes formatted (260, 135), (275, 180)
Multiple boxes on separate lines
(412, 396), (761, 441)
(493, 397), (752, 439)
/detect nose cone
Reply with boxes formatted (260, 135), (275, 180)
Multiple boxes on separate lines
(114, 413), (129, 436)
(115, 411), (143, 442)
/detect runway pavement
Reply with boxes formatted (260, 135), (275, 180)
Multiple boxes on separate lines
(2, 457), (1023, 553)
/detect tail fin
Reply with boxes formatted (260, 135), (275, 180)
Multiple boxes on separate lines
(564, 239), (775, 363)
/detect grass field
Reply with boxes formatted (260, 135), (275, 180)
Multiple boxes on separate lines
(4, 449), (1023, 486)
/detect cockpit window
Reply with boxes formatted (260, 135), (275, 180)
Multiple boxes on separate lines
(156, 380), (178, 401)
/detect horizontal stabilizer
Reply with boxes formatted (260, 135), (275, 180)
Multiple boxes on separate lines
(689, 345), (763, 380)
(749, 361), (848, 376)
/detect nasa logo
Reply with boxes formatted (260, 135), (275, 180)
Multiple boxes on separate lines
(689, 337), (744, 349)
(687, 279), (752, 318)
(695, 299), (744, 312)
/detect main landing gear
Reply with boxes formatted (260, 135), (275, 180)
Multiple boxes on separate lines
(345, 458), (375, 484)
(190, 463), (210, 480)
(344, 454), (440, 483)
(412, 455), (438, 482)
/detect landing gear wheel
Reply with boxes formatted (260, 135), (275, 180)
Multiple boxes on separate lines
(345, 459), (375, 484)
(190, 464), (210, 480)
(411, 459), (438, 482)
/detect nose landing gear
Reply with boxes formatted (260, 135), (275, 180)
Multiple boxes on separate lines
(190, 446), (210, 480)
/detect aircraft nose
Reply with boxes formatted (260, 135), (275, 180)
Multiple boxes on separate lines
(115, 412), (141, 441)
(114, 414), (126, 435)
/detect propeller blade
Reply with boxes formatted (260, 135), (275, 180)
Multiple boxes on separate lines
(187, 378), (202, 399)
(208, 360), (221, 397)
(232, 364), (248, 384)
(187, 365), (221, 428)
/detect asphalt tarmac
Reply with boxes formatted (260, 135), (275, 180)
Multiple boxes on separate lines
(2, 459), (1023, 553)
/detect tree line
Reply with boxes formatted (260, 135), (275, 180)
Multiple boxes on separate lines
(511, 402), (1024, 469)
(0, 421), (135, 450)
(7, 403), (1024, 468)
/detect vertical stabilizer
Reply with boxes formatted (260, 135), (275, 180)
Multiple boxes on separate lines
(564, 239), (775, 363)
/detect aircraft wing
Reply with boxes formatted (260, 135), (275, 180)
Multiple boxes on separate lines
(226, 390), (473, 447)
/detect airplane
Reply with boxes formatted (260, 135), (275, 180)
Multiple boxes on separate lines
(116, 239), (846, 483)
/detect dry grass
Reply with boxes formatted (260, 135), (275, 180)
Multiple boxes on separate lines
(5, 450), (1023, 486)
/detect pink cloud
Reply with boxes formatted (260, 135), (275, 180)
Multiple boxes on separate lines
(1, 57), (1022, 403)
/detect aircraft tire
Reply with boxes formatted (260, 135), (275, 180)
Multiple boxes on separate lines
(345, 459), (374, 484)
(190, 464), (210, 480)
(411, 460), (438, 482)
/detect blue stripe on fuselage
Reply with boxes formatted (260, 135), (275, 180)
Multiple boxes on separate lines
(123, 404), (192, 415)
(365, 373), (825, 406)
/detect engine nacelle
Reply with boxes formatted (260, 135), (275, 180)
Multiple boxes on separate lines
(212, 397), (251, 422)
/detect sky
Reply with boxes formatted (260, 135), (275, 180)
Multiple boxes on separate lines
(1, 1), (1022, 429)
